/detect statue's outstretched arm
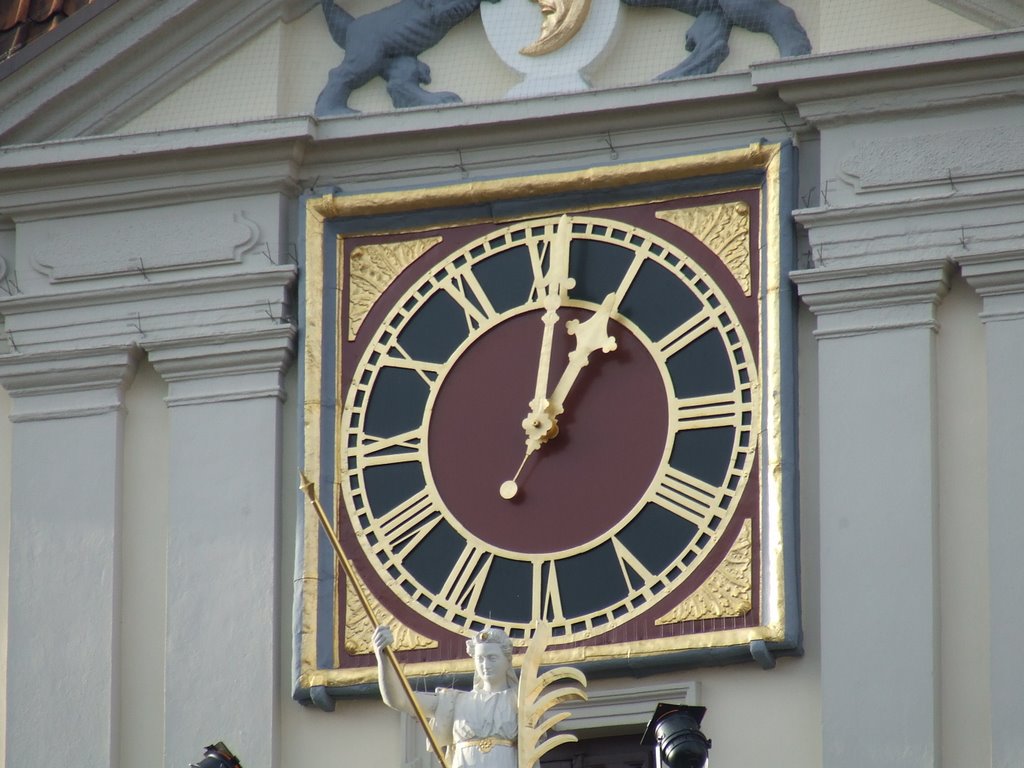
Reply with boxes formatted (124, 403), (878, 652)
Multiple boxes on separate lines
(373, 626), (439, 716)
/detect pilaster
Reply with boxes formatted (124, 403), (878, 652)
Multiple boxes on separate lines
(956, 251), (1024, 768)
(792, 260), (951, 768)
(148, 327), (294, 768)
(0, 345), (139, 768)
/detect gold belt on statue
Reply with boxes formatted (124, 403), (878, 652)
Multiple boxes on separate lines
(457, 737), (515, 753)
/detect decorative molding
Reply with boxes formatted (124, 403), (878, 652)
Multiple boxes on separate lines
(753, 29), (1024, 127)
(957, 252), (1024, 322)
(0, 266), (297, 355)
(656, 520), (752, 624)
(147, 326), (296, 403)
(927, 0), (1024, 27)
(0, 345), (140, 420)
(30, 209), (266, 284)
(658, 202), (751, 295)
(347, 236), (441, 340)
(344, 569), (438, 656)
(792, 259), (952, 338)
(838, 126), (1024, 194)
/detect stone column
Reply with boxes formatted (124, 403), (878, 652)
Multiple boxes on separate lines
(958, 252), (1024, 768)
(149, 328), (293, 768)
(793, 260), (950, 768)
(0, 346), (139, 768)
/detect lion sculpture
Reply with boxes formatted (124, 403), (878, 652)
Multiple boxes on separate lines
(620, 0), (810, 79)
(315, 0), (499, 115)
(315, 0), (810, 116)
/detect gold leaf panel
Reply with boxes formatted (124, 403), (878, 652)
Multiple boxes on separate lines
(655, 519), (752, 624)
(345, 569), (439, 655)
(347, 236), (442, 340)
(657, 203), (751, 295)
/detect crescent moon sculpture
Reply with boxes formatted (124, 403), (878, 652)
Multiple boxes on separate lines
(520, 0), (593, 56)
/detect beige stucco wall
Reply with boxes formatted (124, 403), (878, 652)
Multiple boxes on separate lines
(117, 0), (986, 135)
(119, 359), (170, 768)
(0, 385), (9, 768)
(0, 222), (995, 768)
(936, 276), (991, 767)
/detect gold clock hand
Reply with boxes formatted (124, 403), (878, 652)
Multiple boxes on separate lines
(546, 291), (618, 422)
(500, 292), (618, 501)
(526, 215), (575, 446)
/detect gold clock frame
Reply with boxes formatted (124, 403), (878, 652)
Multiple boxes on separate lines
(298, 143), (794, 693)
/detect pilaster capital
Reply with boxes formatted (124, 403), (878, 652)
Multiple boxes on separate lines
(791, 259), (952, 339)
(0, 345), (140, 421)
(147, 326), (296, 407)
(956, 252), (1024, 323)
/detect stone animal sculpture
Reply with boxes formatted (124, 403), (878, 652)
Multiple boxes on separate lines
(619, 0), (811, 79)
(315, 0), (499, 115)
(315, 0), (810, 115)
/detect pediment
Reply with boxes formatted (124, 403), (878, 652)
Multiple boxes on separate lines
(0, 0), (317, 144)
(928, 0), (1024, 27)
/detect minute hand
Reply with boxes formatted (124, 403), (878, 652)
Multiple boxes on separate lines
(547, 292), (618, 421)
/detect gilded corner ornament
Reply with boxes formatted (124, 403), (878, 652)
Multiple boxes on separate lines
(657, 202), (751, 295)
(347, 236), (442, 340)
(655, 519), (753, 624)
(345, 570), (439, 655)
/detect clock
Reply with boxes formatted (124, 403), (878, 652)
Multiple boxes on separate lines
(299, 145), (798, 696)
(340, 214), (758, 644)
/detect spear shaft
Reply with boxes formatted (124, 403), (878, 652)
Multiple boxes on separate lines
(299, 472), (450, 768)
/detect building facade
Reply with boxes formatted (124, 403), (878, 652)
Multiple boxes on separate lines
(1, 1), (1022, 766)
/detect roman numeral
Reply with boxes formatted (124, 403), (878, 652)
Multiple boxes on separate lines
(650, 467), (719, 527)
(384, 341), (444, 386)
(655, 308), (718, 359)
(366, 488), (443, 561)
(437, 543), (494, 618)
(532, 560), (565, 624)
(528, 234), (551, 303)
(351, 428), (424, 468)
(611, 536), (657, 594)
(440, 269), (498, 332)
(612, 251), (646, 310)
(674, 391), (744, 431)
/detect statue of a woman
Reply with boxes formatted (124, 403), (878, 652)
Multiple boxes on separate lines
(373, 625), (519, 767)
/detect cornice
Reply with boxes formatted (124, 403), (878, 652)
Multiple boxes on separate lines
(0, 0), (318, 144)
(0, 265), (297, 357)
(751, 29), (1024, 126)
(0, 345), (140, 419)
(147, 326), (296, 405)
(0, 117), (312, 220)
(0, 265), (297, 314)
(928, 0), (1024, 28)
(957, 252), (1024, 322)
(791, 259), (953, 338)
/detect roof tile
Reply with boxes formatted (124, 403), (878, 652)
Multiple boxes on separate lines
(0, 0), (96, 61)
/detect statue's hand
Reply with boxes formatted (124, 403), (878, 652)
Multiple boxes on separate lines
(373, 625), (394, 655)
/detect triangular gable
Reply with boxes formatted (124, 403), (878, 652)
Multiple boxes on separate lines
(0, 0), (316, 144)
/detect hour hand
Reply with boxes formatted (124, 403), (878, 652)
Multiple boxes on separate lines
(547, 291), (618, 421)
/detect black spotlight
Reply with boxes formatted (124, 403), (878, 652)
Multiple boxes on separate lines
(641, 703), (711, 768)
(190, 742), (242, 768)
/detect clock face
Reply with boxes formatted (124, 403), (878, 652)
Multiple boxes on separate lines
(339, 214), (759, 644)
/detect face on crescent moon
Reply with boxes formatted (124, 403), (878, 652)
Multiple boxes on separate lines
(535, 0), (566, 33)
(522, 0), (591, 56)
